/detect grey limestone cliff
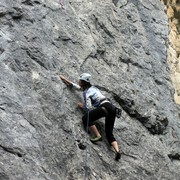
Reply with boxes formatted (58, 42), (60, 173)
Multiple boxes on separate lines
(0, 0), (180, 179)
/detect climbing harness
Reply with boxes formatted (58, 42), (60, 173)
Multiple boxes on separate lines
(83, 110), (90, 180)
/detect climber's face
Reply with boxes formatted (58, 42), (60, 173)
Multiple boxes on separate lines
(79, 80), (83, 88)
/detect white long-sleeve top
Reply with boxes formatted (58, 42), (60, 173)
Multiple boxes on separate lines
(72, 83), (107, 110)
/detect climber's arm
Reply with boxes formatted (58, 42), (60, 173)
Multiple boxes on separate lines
(60, 75), (81, 90)
(59, 75), (72, 86)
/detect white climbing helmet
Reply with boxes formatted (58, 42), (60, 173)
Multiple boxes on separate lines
(79, 73), (91, 82)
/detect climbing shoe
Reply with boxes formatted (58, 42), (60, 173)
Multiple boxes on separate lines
(90, 136), (102, 143)
(115, 152), (121, 161)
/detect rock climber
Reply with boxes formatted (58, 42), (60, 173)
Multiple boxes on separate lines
(60, 73), (121, 161)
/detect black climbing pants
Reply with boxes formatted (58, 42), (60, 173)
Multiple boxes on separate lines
(82, 102), (116, 145)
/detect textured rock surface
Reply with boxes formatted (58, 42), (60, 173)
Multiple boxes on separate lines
(161, 0), (180, 104)
(0, 0), (180, 179)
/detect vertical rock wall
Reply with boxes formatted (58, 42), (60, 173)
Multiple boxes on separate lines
(0, 0), (180, 179)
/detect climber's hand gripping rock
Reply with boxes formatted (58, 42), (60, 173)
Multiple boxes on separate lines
(59, 75), (72, 87)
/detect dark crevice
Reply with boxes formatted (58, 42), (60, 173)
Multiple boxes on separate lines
(113, 93), (168, 134)
(53, 36), (82, 49)
(60, 37), (71, 42)
(168, 153), (180, 161)
(95, 85), (168, 134)
(80, 48), (106, 70)
(22, 0), (33, 6)
(23, 47), (47, 70)
(55, 33), (78, 44)
(141, 3), (151, 10)
(24, 117), (36, 128)
(22, 0), (42, 6)
(119, 56), (144, 70)
(0, 107), (5, 111)
(0, 7), (8, 17)
(78, 142), (86, 150)
(0, 48), (5, 55)
(0, 144), (25, 158)
(112, 0), (128, 7)
(9, 7), (23, 20)
(80, 55), (91, 70)
(40, 166), (48, 173)
(93, 14), (114, 39)
(102, 58), (112, 67)
(34, 0), (41, 4)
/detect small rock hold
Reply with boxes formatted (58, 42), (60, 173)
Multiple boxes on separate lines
(168, 153), (180, 161)
(0, 48), (5, 55)
(9, 7), (23, 19)
(0, 7), (8, 17)
(78, 142), (86, 150)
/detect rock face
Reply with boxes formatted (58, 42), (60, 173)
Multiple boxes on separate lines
(161, 0), (180, 104)
(0, 0), (180, 179)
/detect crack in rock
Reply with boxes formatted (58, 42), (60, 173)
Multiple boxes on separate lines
(119, 56), (144, 70)
(0, 48), (5, 55)
(168, 153), (180, 161)
(93, 14), (115, 40)
(22, 47), (48, 70)
(22, 0), (43, 6)
(9, 7), (23, 20)
(112, 0), (128, 8)
(0, 144), (25, 158)
(96, 85), (168, 134)
(80, 48), (106, 70)
(113, 93), (168, 134)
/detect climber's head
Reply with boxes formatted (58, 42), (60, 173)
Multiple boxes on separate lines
(79, 73), (91, 82)
(79, 73), (92, 90)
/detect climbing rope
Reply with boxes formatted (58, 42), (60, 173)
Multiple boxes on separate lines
(84, 110), (90, 180)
